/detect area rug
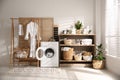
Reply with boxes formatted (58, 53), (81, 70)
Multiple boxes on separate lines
(8, 67), (78, 80)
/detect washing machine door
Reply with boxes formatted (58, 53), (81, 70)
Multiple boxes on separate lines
(45, 48), (55, 58)
(36, 47), (45, 60)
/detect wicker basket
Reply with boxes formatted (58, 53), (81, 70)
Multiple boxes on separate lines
(74, 55), (82, 61)
(93, 60), (105, 69)
(64, 39), (72, 45)
(13, 48), (29, 59)
(63, 48), (73, 60)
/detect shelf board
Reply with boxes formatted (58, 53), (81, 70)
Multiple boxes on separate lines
(60, 60), (92, 63)
(59, 34), (95, 36)
(60, 44), (95, 47)
(15, 58), (38, 62)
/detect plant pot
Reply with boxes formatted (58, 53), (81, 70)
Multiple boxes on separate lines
(93, 60), (105, 69)
(76, 29), (82, 34)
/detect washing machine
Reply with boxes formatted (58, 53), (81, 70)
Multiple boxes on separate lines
(36, 42), (59, 67)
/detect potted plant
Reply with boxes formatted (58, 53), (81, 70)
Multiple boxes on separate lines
(93, 44), (105, 69)
(75, 21), (82, 34)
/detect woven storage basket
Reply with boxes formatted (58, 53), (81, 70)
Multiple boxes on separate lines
(64, 39), (72, 45)
(74, 55), (82, 61)
(93, 60), (104, 69)
(13, 48), (29, 59)
(63, 48), (73, 60)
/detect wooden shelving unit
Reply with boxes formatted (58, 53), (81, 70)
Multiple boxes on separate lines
(59, 34), (96, 65)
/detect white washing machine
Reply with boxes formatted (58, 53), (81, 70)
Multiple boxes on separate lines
(36, 42), (59, 67)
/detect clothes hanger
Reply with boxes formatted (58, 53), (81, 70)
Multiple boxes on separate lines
(28, 18), (34, 24)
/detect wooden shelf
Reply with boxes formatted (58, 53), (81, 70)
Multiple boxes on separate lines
(60, 44), (95, 47)
(60, 60), (92, 63)
(59, 34), (95, 36)
(14, 58), (38, 62)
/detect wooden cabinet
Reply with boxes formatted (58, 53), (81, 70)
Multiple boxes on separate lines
(59, 34), (96, 64)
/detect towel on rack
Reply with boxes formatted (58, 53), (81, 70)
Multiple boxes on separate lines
(18, 24), (24, 36)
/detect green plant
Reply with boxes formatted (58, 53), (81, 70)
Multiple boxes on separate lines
(94, 44), (105, 60)
(75, 21), (82, 30)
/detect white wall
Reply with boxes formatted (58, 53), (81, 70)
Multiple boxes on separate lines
(0, 0), (94, 24)
(0, 0), (95, 66)
(95, 0), (102, 44)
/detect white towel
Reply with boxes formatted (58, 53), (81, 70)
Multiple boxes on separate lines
(18, 24), (24, 36)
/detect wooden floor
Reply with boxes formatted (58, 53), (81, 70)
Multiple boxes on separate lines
(0, 67), (119, 80)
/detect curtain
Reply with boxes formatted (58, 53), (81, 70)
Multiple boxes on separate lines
(105, 0), (120, 57)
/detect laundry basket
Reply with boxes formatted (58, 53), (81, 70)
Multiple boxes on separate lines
(63, 48), (74, 60)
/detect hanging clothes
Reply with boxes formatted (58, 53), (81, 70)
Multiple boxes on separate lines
(25, 21), (38, 58)
(18, 24), (24, 36)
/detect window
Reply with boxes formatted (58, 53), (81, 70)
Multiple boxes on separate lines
(105, 0), (120, 57)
